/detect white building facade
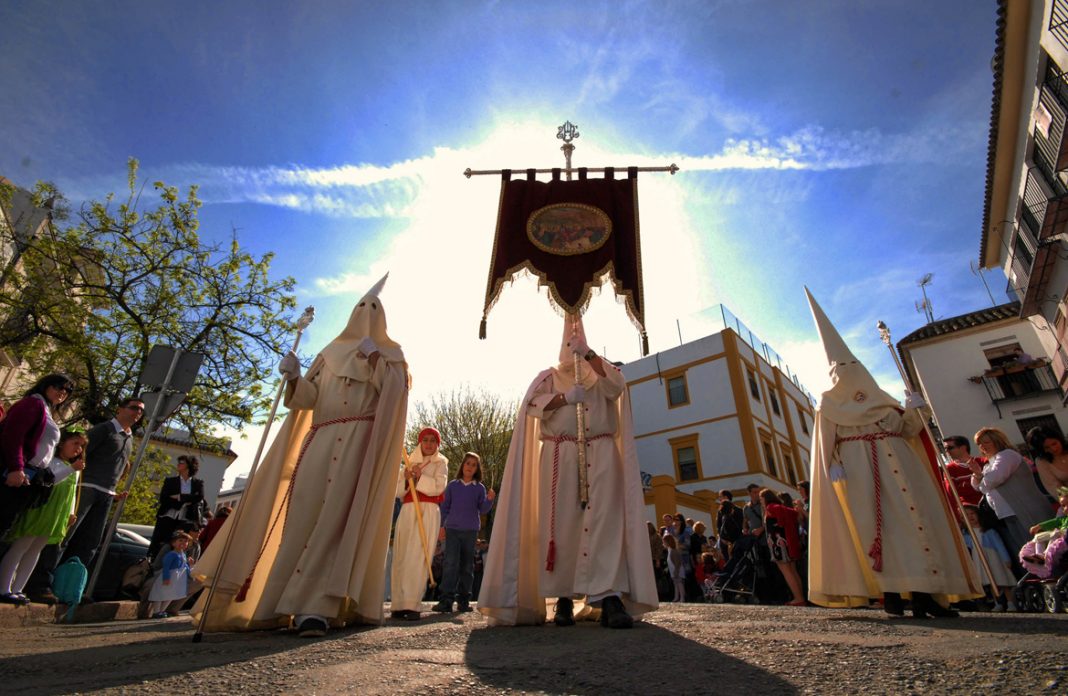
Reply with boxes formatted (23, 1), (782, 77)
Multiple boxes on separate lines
(898, 302), (1066, 446)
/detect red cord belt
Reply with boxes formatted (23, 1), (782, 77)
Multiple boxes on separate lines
(541, 432), (612, 572)
(835, 430), (903, 573)
(235, 413), (375, 602)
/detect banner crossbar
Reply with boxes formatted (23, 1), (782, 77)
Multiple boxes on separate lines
(464, 164), (678, 178)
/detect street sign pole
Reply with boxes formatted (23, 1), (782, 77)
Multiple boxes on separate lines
(83, 346), (197, 601)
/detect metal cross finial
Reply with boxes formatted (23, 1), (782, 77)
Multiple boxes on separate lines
(876, 320), (891, 347)
(557, 121), (580, 144)
(557, 121), (580, 180)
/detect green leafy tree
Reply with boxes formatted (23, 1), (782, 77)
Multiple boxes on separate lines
(117, 446), (172, 525)
(406, 386), (517, 537)
(0, 159), (298, 434)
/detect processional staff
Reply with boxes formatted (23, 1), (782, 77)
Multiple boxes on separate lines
(400, 447), (438, 587)
(875, 320), (1003, 597)
(193, 306), (315, 643)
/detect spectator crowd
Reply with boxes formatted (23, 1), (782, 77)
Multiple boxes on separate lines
(1, 372), (1065, 622)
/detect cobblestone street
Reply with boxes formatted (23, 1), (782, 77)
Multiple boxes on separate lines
(2, 602), (1065, 695)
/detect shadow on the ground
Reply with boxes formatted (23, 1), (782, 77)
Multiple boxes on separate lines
(825, 611), (1068, 635)
(0, 620), (360, 695)
(465, 619), (798, 695)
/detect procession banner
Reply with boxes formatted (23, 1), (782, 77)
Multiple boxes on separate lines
(480, 166), (648, 353)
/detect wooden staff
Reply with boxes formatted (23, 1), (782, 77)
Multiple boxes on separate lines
(400, 447), (437, 587)
(193, 307), (315, 643)
(876, 321), (1001, 598)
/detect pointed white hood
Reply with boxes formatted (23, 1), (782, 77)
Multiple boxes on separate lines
(557, 313), (597, 387)
(319, 273), (405, 381)
(806, 288), (899, 426)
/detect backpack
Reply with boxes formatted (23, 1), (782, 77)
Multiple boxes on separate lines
(54, 557), (88, 622)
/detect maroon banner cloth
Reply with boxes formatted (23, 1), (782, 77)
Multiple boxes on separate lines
(481, 167), (647, 352)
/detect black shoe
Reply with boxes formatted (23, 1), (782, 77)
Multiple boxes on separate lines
(883, 592), (904, 617)
(456, 601), (473, 613)
(431, 600), (453, 613)
(401, 610), (421, 621)
(599, 595), (634, 629)
(554, 597), (575, 627)
(913, 592), (958, 619)
(27, 590), (58, 606)
(0, 593), (29, 606)
(297, 617), (328, 637)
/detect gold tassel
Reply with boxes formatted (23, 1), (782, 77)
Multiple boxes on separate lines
(641, 332), (649, 356)
(479, 317), (487, 340)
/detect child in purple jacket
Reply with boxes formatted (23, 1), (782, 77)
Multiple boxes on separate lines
(432, 452), (495, 613)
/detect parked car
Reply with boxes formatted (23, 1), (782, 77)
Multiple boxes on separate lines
(91, 525), (151, 601)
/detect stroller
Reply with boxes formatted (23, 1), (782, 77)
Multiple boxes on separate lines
(703, 536), (759, 604)
(1014, 529), (1068, 613)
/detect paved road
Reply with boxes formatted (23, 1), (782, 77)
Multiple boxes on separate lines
(2, 603), (1065, 694)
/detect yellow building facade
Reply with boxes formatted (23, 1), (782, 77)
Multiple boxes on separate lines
(622, 312), (814, 531)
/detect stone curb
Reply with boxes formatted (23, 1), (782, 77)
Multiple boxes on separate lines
(0, 600), (140, 627)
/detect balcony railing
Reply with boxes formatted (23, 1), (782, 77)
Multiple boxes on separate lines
(971, 360), (1062, 417)
(1051, 0), (1068, 58)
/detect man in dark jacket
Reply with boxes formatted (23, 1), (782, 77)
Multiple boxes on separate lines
(716, 489), (744, 560)
(62, 398), (143, 566)
(148, 454), (206, 559)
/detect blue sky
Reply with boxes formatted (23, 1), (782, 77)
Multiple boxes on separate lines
(0, 1), (1001, 477)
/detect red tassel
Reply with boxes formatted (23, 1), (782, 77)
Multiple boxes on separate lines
(234, 575), (252, 602)
(868, 540), (883, 573)
(545, 540), (556, 572)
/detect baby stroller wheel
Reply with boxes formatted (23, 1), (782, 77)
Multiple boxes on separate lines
(1013, 585), (1027, 610)
(1026, 585), (1045, 612)
(1043, 584), (1063, 614)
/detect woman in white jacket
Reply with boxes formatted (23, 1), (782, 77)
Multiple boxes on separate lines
(972, 427), (1052, 553)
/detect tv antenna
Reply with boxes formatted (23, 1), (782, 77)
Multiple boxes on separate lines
(969, 259), (998, 307)
(917, 273), (935, 323)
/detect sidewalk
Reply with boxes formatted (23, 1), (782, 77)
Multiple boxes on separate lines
(0, 600), (139, 627)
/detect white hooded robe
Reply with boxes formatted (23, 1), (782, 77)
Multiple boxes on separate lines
(478, 316), (658, 625)
(192, 279), (409, 630)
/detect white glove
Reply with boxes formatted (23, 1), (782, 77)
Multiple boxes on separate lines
(563, 385), (586, 405)
(829, 464), (846, 482)
(568, 333), (590, 357)
(357, 336), (379, 357)
(278, 351), (301, 381)
(904, 391), (926, 409)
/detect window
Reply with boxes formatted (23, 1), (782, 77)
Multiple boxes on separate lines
(1016, 414), (1064, 443)
(769, 389), (780, 416)
(747, 368), (760, 400)
(781, 451), (797, 485)
(797, 405), (809, 435)
(983, 343), (1025, 369)
(669, 434), (702, 482)
(760, 436), (778, 479)
(664, 371), (690, 408)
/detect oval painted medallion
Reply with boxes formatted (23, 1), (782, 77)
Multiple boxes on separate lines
(527, 203), (612, 256)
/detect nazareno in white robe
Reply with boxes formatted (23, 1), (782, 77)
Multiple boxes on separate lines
(193, 284), (409, 630)
(390, 448), (448, 612)
(478, 359), (658, 625)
